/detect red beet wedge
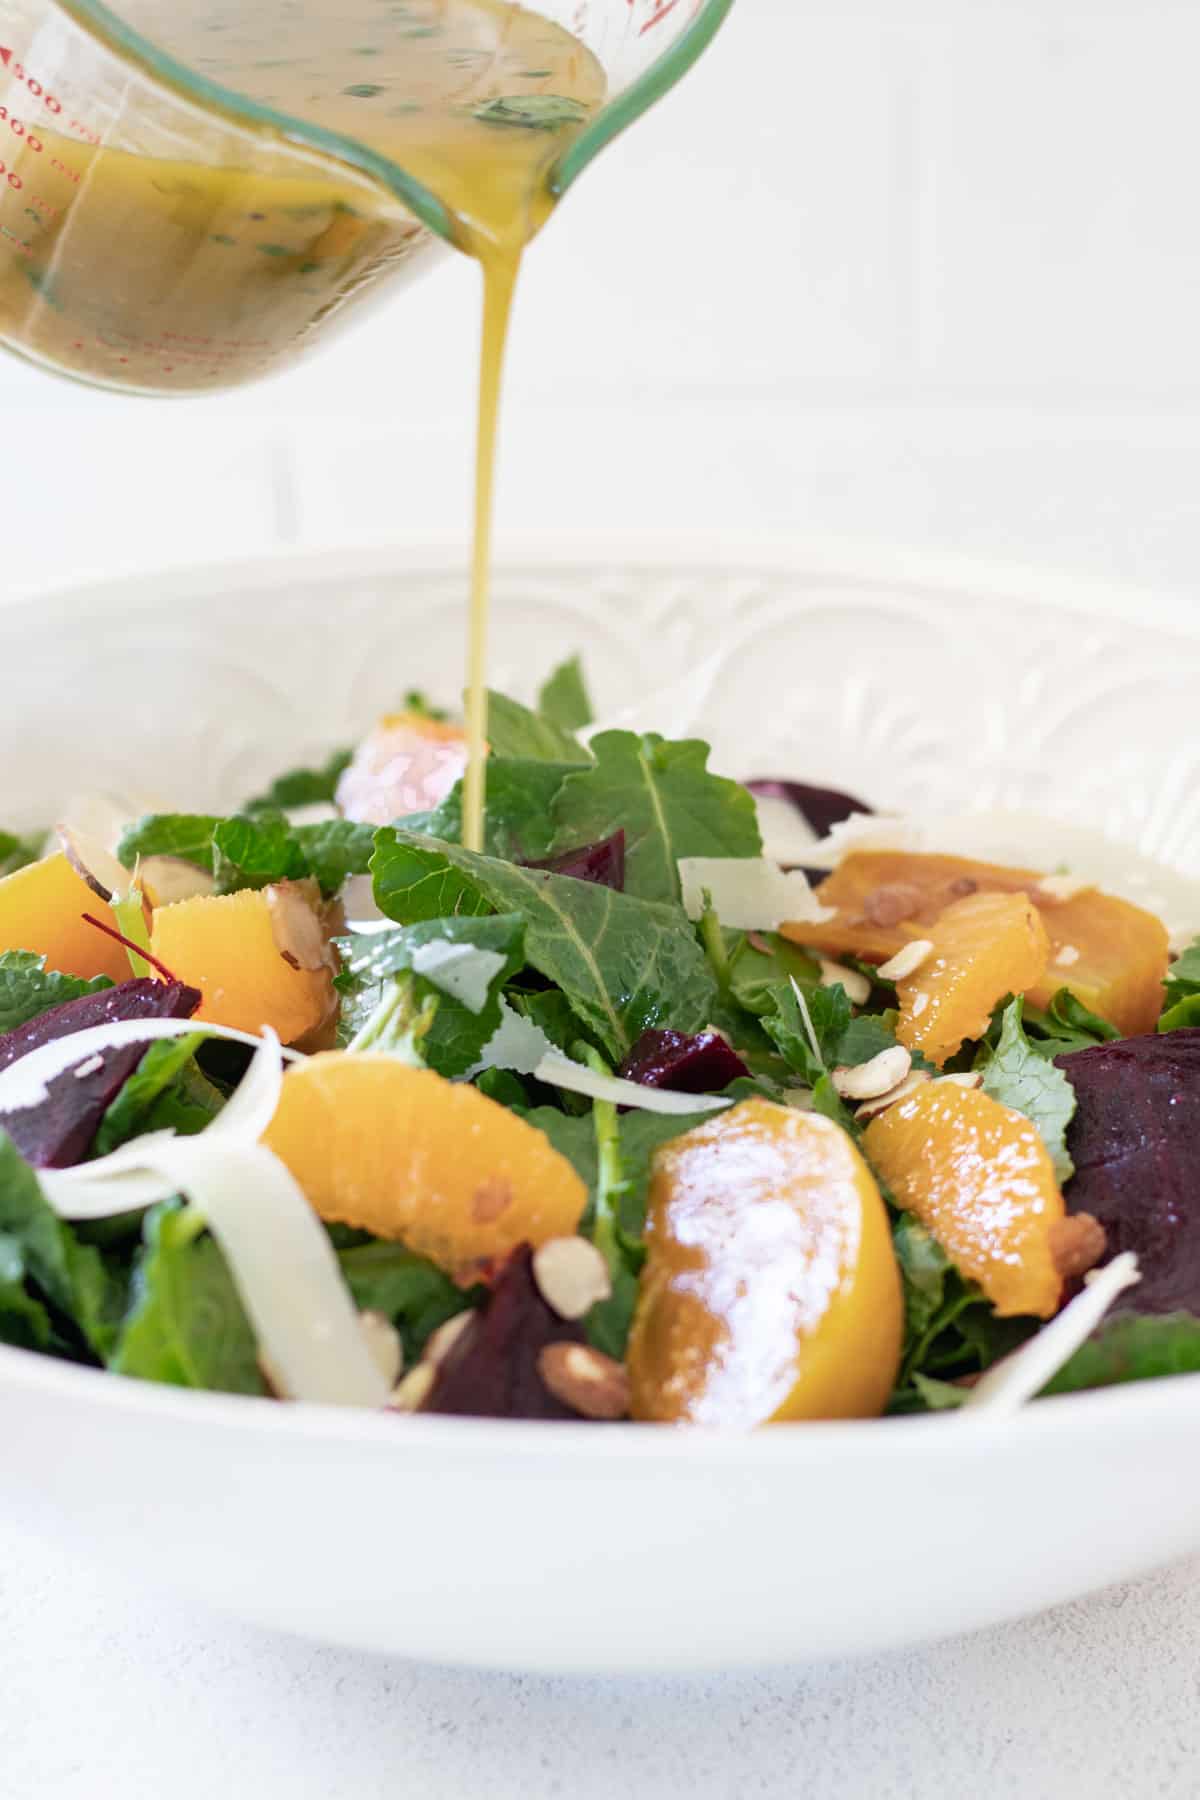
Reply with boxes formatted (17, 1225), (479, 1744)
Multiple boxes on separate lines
(1056, 1030), (1200, 1314)
(618, 1027), (749, 1096)
(423, 1245), (587, 1420)
(0, 980), (202, 1169)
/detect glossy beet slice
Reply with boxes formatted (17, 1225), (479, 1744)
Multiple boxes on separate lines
(0, 979), (201, 1169)
(1056, 1030), (1200, 1313)
(618, 1028), (750, 1096)
(524, 830), (625, 891)
(745, 779), (872, 841)
(423, 1244), (586, 1420)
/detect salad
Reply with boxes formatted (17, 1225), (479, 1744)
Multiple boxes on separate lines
(1, 656), (1198, 1426)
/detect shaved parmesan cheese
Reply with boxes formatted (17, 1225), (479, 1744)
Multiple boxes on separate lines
(533, 1052), (732, 1116)
(469, 1007), (734, 1113)
(754, 793), (820, 868)
(806, 809), (1200, 951)
(678, 858), (834, 931)
(40, 1032), (386, 1409)
(963, 1253), (1142, 1414)
(156, 1138), (389, 1408)
(204, 1027), (287, 1144)
(468, 999), (557, 1077)
(409, 941), (505, 1013)
(0, 1018), (303, 1118)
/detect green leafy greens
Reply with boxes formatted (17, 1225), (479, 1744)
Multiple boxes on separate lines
(118, 811), (374, 898)
(537, 655), (593, 733)
(0, 951), (113, 1036)
(0, 1134), (125, 1358)
(372, 829), (717, 1061)
(243, 747), (352, 813)
(981, 998), (1078, 1182)
(0, 830), (41, 879)
(548, 731), (761, 905)
(1160, 939), (1200, 1033)
(110, 1203), (264, 1394)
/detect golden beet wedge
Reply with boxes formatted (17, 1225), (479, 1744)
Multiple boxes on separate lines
(150, 882), (334, 1045)
(783, 849), (1168, 1037)
(262, 1052), (588, 1276)
(0, 851), (129, 983)
(895, 890), (1050, 1069)
(865, 1082), (1065, 1318)
(627, 1099), (902, 1426)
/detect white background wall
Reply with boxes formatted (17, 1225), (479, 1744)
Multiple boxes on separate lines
(6, 0), (1200, 599)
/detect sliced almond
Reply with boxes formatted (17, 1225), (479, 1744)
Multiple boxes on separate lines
(421, 1310), (476, 1368)
(832, 1045), (913, 1102)
(358, 1310), (403, 1387)
(855, 1068), (932, 1121)
(537, 1342), (630, 1421)
(139, 854), (217, 908)
(816, 958), (872, 1006)
(266, 879), (335, 974)
(56, 823), (132, 904)
(877, 939), (935, 982)
(389, 1362), (436, 1414)
(862, 883), (922, 929)
(532, 1237), (612, 1321)
(934, 1070), (984, 1091)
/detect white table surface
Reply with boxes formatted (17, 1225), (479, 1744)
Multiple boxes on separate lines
(3, 1516), (1200, 1799)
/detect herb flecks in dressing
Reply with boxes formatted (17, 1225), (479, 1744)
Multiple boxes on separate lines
(0, 1), (604, 849)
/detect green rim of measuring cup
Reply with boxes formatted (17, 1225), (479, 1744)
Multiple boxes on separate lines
(53, 0), (735, 247)
(549, 0), (735, 200)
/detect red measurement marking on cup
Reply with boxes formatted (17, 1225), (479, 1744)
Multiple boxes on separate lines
(1, 48), (94, 156)
(0, 106), (45, 152)
(635, 0), (683, 35)
(0, 48), (64, 115)
(0, 156), (23, 191)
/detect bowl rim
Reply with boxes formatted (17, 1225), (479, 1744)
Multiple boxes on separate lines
(2, 1331), (1198, 1463)
(4, 531), (1197, 1461)
(7, 529), (1200, 644)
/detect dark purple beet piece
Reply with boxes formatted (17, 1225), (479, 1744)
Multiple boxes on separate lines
(423, 1245), (587, 1421)
(746, 779), (872, 841)
(618, 1027), (750, 1096)
(1056, 1030), (1200, 1313)
(0, 979), (201, 1169)
(524, 829), (625, 891)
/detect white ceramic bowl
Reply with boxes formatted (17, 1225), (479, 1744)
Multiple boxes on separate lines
(2, 538), (1199, 1674)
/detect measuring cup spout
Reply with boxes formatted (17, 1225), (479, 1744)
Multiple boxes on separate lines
(0, 0), (732, 394)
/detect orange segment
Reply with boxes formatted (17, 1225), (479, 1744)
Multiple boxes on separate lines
(864, 1082), (1065, 1318)
(786, 850), (1035, 964)
(336, 710), (470, 827)
(1025, 891), (1168, 1036)
(262, 1052), (588, 1275)
(0, 851), (129, 982)
(150, 883), (333, 1044)
(627, 1099), (902, 1426)
(785, 849), (1169, 1037)
(894, 889), (1050, 1068)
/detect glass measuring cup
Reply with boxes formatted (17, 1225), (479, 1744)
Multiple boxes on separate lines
(0, 0), (732, 395)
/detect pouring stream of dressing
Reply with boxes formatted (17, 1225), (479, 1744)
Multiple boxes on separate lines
(28, 0), (608, 848)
